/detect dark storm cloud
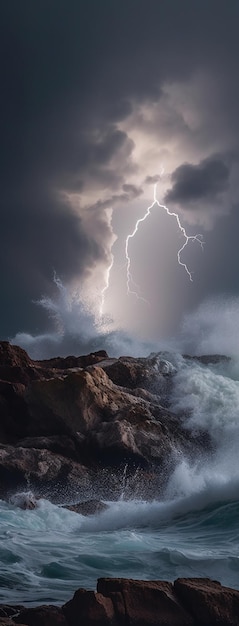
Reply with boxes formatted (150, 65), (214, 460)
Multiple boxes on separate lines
(0, 188), (103, 337)
(1, 0), (239, 341)
(165, 157), (230, 205)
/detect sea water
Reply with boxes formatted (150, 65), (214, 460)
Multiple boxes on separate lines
(1, 354), (239, 606)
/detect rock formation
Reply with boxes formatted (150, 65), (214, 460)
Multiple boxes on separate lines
(0, 577), (238, 625)
(0, 341), (216, 501)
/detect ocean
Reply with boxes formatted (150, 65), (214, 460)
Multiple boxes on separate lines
(1, 353), (239, 606)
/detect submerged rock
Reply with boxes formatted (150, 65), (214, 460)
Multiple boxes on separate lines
(9, 491), (39, 510)
(64, 499), (108, 516)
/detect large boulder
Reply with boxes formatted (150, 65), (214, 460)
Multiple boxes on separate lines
(0, 343), (214, 498)
(99, 354), (176, 401)
(63, 578), (194, 626)
(0, 342), (41, 385)
(174, 577), (239, 626)
(63, 589), (116, 626)
(14, 605), (67, 625)
(0, 444), (92, 499)
(3, 577), (239, 626)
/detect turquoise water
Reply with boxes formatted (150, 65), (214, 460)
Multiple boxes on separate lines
(1, 354), (239, 606)
(0, 495), (239, 606)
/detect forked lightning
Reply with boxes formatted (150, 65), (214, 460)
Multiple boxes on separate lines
(125, 183), (204, 301)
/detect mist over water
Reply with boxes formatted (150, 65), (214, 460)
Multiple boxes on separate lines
(10, 270), (239, 361)
(178, 297), (239, 358)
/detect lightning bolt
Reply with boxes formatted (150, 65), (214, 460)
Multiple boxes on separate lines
(126, 183), (204, 301)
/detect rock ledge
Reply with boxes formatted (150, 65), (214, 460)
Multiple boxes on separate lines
(2, 577), (239, 625)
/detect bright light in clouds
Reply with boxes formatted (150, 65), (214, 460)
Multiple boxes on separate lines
(99, 179), (204, 321)
(125, 183), (204, 305)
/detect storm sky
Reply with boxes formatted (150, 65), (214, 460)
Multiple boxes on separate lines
(1, 0), (239, 357)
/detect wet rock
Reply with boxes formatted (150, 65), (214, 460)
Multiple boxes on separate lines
(9, 491), (39, 510)
(0, 342), (221, 498)
(14, 605), (68, 625)
(0, 607), (24, 619)
(97, 578), (194, 626)
(15, 435), (83, 462)
(99, 354), (175, 398)
(63, 589), (116, 626)
(0, 342), (41, 386)
(64, 499), (108, 515)
(174, 577), (239, 626)
(0, 444), (92, 499)
(2, 578), (239, 625)
(23, 366), (188, 469)
(37, 350), (108, 370)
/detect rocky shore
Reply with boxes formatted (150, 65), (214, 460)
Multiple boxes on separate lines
(0, 342), (237, 624)
(0, 341), (216, 502)
(0, 577), (238, 625)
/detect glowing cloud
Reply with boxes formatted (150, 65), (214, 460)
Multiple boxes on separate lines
(125, 183), (204, 302)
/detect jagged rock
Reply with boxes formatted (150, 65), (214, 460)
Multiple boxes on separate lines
(0, 342), (41, 385)
(99, 354), (175, 399)
(0, 342), (33, 369)
(37, 350), (108, 370)
(62, 578), (239, 625)
(15, 435), (84, 462)
(0, 607), (24, 619)
(63, 589), (116, 626)
(2, 578), (239, 625)
(0, 342), (216, 498)
(0, 444), (92, 499)
(174, 577), (239, 626)
(97, 578), (194, 626)
(24, 366), (192, 468)
(14, 605), (68, 625)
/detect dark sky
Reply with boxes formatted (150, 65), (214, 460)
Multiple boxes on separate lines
(1, 1), (239, 357)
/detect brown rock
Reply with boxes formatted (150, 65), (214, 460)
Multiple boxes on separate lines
(15, 606), (67, 626)
(97, 578), (194, 626)
(24, 368), (118, 437)
(0, 342), (42, 386)
(100, 355), (172, 395)
(0, 342), (33, 369)
(63, 588), (116, 626)
(24, 366), (178, 467)
(0, 444), (91, 499)
(0, 342), (215, 499)
(174, 577), (239, 626)
(38, 350), (108, 370)
(16, 435), (82, 461)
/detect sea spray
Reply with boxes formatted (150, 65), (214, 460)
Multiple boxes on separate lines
(1, 355), (239, 605)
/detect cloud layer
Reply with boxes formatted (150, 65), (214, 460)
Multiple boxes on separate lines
(1, 1), (239, 354)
